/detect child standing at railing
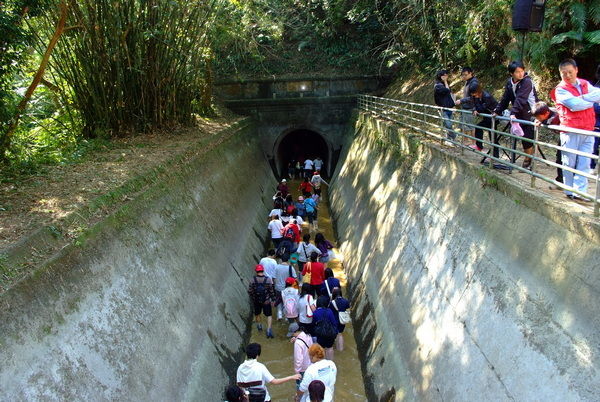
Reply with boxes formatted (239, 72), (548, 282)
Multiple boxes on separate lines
(532, 102), (563, 188)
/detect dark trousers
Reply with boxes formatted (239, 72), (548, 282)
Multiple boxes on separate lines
(556, 137), (563, 183)
(591, 130), (600, 170)
(475, 117), (493, 150)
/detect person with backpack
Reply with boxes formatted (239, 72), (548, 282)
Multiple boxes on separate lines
(328, 287), (350, 352)
(303, 195), (318, 232)
(296, 234), (321, 277)
(290, 324), (314, 390)
(282, 277), (300, 323)
(248, 265), (276, 338)
(284, 194), (296, 214)
(312, 296), (338, 360)
(280, 220), (300, 255)
(297, 283), (316, 335)
(237, 343), (300, 402)
(295, 196), (307, 219)
(314, 233), (333, 264)
(319, 268), (341, 301)
(274, 255), (298, 321)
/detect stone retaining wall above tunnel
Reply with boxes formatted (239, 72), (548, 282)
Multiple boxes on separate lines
(330, 112), (600, 401)
(0, 120), (273, 400)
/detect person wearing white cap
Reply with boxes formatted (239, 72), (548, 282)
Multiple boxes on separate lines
(277, 179), (289, 198)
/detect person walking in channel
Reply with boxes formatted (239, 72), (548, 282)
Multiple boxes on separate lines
(434, 69), (456, 142)
(493, 61), (539, 169)
(277, 179), (289, 198)
(282, 277), (300, 322)
(313, 157), (324, 175)
(304, 195), (318, 231)
(302, 252), (325, 294)
(224, 385), (249, 402)
(308, 380), (326, 402)
(297, 234), (321, 274)
(259, 249), (278, 280)
(312, 296), (338, 360)
(303, 158), (314, 178)
(314, 233), (333, 265)
(267, 215), (284, 249)
(237, 343), (300, 402)
(274, 255), (298, 322)
(299, 178), (312, 199)
(248, 265), (276, 338)
(319, 268), (340, 301)
(297, 283), (316, 335)
(310, 171), (328, 196)
(290, 324), (314, 389)
(295, 344), (337, 402)
(295, 195), (307, 219)
(328, 287), (350, 351)
(551, 59), (600, 200)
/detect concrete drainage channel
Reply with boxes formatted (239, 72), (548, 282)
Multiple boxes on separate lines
(1, 110), (600, 401)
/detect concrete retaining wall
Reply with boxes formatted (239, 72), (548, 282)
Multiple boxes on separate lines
(0, 120), (273, 401)
(330, 112), (600, 401)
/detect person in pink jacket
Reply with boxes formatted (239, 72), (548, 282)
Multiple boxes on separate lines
(290, 323), (314, 389)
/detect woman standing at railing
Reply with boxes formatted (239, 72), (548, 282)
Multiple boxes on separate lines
(433, 70), (456, 142)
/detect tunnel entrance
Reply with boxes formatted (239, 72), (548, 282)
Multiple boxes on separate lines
(274, 129), (331, 178)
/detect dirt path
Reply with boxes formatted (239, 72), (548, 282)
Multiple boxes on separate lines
(0, 116), (242, 251)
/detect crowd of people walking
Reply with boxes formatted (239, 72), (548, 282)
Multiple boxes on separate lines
(225, 160), (351, 402)
(434, 59), (600, 202)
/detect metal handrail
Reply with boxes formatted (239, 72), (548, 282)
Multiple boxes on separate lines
(357, 94), (600, 216)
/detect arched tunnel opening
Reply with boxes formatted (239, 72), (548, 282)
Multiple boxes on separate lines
(274, 129), (332, 179)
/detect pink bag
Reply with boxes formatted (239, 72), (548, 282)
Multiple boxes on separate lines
(510, 121), (525, 137)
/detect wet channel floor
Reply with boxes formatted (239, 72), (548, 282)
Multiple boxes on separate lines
(248, 179), (367, 401)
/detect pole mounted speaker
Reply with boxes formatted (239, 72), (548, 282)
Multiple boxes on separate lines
(512, 0), (546, 32)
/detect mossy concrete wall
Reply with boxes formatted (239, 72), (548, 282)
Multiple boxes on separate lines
(330, 112), (600, 401)
(0, 120), (273, 400)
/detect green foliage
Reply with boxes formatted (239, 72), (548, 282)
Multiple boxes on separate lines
(0, 1), (52, 149)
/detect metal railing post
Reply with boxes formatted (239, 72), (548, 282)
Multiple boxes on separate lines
(595, 162), (600, 217)
(531, 126), (539, 188)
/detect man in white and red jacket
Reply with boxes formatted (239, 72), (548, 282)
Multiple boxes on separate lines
(551, 59), (600, 199)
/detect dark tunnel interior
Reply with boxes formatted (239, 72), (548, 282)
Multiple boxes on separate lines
(275, 129), (330, 178)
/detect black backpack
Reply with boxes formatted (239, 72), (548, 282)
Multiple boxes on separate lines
(253, 277), (268, 303)
(314, 315), (337, 340)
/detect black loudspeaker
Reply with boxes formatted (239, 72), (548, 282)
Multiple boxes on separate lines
(512, 0), (546, 32)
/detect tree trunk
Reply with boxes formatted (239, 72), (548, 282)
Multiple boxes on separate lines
(0, 1), (68, 161)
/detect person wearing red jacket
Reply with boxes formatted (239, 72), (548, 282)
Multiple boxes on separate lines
(551, 59), (600, 200)
(298, 177), (312, 198)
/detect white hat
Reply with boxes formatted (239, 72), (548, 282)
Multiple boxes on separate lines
(282, 179), (287, 182)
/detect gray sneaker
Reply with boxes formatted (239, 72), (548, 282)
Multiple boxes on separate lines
(257, 323), (263, 331)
